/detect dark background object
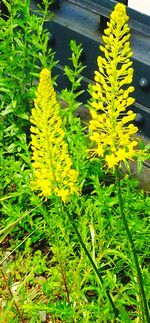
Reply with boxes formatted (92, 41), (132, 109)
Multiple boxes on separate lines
(0, 1), (9, 19)
(3, 0), (150, 138)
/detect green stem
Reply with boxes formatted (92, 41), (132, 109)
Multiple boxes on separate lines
(115, 169), (150, 322)
(67, 210), (119, 318)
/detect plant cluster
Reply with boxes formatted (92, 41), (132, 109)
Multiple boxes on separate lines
(0, 1), (150, 323)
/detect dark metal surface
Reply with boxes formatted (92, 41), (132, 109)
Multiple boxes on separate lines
(34, 1), (150, 138)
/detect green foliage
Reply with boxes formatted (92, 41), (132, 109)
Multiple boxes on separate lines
(0, 0), (56, 155)
(0, 1), (150, 322)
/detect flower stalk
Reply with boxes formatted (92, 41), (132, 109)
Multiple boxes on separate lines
(30, 68), (79, 203)
(115, 169), (150, 322)
(89, 4), (138, 169)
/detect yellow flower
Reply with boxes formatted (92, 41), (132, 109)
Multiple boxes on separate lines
(116, 148), (129, 162)
(30, 68), (79, 202)
(89, 3), (138, 168)
(105, 154), (118, 168)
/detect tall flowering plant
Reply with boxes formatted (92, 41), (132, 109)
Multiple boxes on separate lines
(89, 4), (149, 322)
(30, 68), (119, 316)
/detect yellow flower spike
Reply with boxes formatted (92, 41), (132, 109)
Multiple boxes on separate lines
(89, 3), (138, 168)
(30, 68), (79, 202)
